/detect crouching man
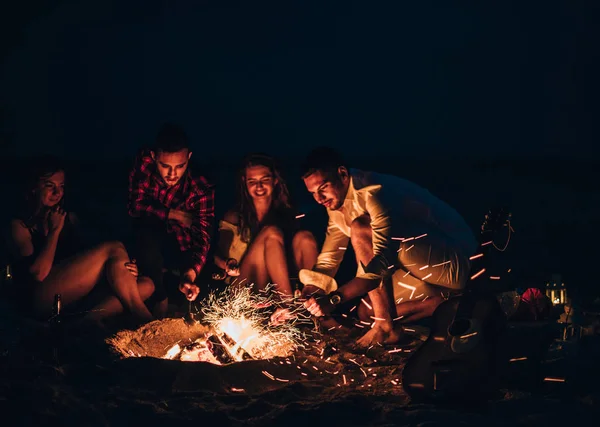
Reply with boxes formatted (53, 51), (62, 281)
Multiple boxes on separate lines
(300, 147), (477, 347)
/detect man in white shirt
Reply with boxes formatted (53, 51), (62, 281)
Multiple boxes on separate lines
(300, 147), (478, 347)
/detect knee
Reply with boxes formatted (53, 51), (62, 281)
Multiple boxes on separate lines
(101, 240), (127, 256)
(137, 276), (155, 298)
(260, 225), (284, 243)
(292, 230), (317, 250)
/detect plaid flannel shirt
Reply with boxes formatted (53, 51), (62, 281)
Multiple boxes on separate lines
(128, 149), (215, 276)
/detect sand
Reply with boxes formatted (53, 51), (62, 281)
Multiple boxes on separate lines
(1, 300), (599, 427)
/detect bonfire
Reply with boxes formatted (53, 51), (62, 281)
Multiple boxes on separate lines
(109, 286), (309, 365)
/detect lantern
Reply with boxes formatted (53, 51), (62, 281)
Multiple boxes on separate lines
(545, 274), (567, 305)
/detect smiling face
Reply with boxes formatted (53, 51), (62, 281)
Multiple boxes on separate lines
(303, 167), (350, 211)
(36, 171), (65, 208)
(151, 149), (191, 187)
(244, 165), (276, 203)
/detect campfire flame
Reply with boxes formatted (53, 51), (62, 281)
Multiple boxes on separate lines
(199, 286), (306, 360)
(156, 286), (307, 364)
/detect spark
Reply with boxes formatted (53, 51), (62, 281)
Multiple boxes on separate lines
(431, 260), (451, 267)
(460, 331), (478, 339)
(343, 374), (347, 385)
(469, 253), (484, 260)
(490, 276), (501, 280)
(405, 244), (415, 252)
(481, 241), (493, 246)
(509, 357), (527, 362)
(361, 298), (373, 310)
(360, 368), (367, 377)
(397, 282), (416, 299)
(421, 273), (432, 280)
(395, 298), (404, 304)
(349, 305), (357, 312)
(544, 377), (566, 383)
(338, 246), (347, 250)
(414, 233), (428, 240)
(470, 268), (486, 280)
(419, 265), (429, 270)
(295, 214), (306, 219)
(393, 315), (404, 321)
(388, 348), (403, 354)
(404, 328), (415, 332)
(262, 371), (275, 380)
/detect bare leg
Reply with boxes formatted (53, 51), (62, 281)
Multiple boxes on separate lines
(292, 230), (318, 271)
(85, 276), (155, 322)
(34, 241), (154, 321)
(237, 226), (293, 297)
(349, 215), (403, 347)
(153, 298), (169, 319)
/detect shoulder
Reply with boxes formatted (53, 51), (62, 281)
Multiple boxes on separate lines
(8, 219), (31, 244)
(131, 149), (154, 171)
(223, 209), (239, 225)
(189, 172), (215, 195)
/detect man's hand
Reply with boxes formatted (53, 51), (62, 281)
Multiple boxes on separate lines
(302, 285), (332, 317)
(168, 209), (193, 228)
(178, 269), (199, 301)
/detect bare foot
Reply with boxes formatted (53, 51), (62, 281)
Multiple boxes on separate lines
(355, 324), (404, 348)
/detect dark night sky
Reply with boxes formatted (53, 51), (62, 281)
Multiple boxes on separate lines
(1, 0), (596, 160)
(1, 1), (600, 297)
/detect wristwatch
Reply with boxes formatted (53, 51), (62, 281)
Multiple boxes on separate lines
(328, 291), (343, 306)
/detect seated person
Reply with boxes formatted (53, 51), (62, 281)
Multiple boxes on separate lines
(300, 147), (478, 347)
(5, 156), (154, 324)
(128, 123), (215, 317)
(214, 153), (318, 310)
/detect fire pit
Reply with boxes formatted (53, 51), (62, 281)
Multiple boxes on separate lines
(107, 287), (305, 365)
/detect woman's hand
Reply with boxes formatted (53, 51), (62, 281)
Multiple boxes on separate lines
(270, 307), (295, 326)
(47, 206), (66, 233)
(125, 259), (138, 278)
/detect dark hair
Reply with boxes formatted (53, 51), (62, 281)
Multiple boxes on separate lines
(236, 153), (293, 243)
(17, 155), (66, 227)
(154, 123), (190, 153)
(300, 146), (346, 179)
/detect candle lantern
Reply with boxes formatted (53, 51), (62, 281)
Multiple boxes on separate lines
(545, 274), (567, 305)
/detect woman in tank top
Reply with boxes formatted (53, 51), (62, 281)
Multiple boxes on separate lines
(6, 156), (155, 324)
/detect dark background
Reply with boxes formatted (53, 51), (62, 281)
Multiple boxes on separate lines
(1, 1), (598, 300)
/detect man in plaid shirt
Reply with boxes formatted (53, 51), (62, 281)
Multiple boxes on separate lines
(128, 123), (214, 317)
